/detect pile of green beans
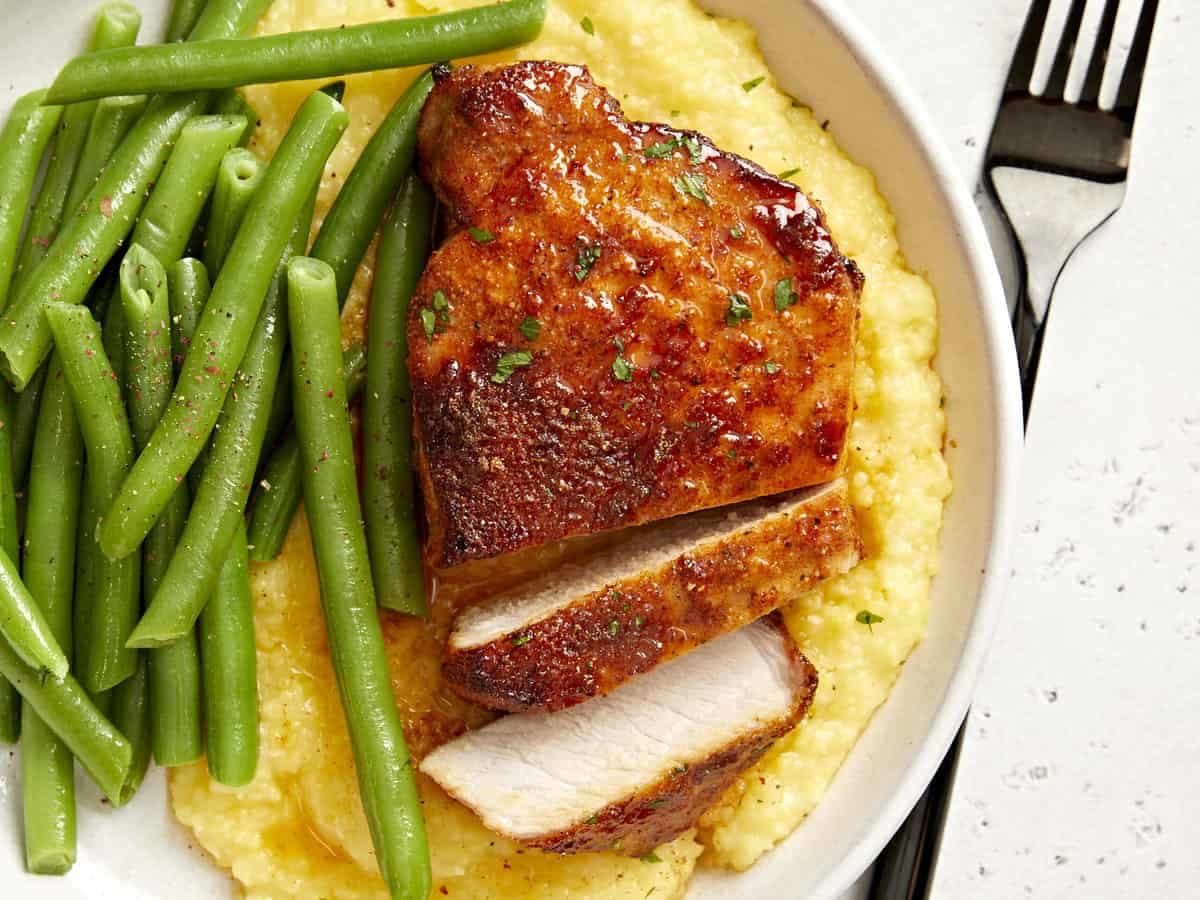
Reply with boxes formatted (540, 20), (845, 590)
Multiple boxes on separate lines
(0, 0), (553, 885)
(47, 0), (549, 103)
(288, 256), (431, 900)
(100, 88), (348, 562)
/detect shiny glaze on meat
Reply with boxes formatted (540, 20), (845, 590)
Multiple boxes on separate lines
(410, 61), (862, 568)
(443, 480), (859, 712)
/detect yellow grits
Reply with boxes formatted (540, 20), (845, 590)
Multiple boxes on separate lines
(169, 0), (952, 896)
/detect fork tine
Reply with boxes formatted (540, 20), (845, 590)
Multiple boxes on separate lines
(1079, 0), (1121, 105)
(1114, 0), (1159, 120)
(1004, 0), (1052, 94)
(1042, 0), (1089, 99)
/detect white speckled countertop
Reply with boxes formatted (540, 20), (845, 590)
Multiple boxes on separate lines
(842, 0), (1199, 896)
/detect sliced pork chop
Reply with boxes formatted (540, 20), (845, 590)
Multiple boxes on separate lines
(410, 61), (862, 567)
(444, 478), (859, 712)
(421, 614), (815, 856)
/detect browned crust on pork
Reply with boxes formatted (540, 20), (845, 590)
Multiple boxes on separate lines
(443, 481), (859, 712)
(526, 614), (817, 856)
(410, 61), (862, 568)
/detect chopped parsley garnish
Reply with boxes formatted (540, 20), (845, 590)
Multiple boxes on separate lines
(431, 289), (450, 322)
(778, 167), (800, 179)
(609, 620), (620, 636)
(647, 799), (668, 809)
(730, 225), (744, 239)
(673, 171), (712, 206)
(574, 242), (601, 281)
(683, 136), (703, 164)
(774, 276), (799, 312)
(764, 360), (780, 375)
(580, 15), (594, 35)
(491, 350), (533, 383)
(671, 764), (689, 775)
(612, 350), (633, 382)
(519, 316), (541, 341)
(649, 368), (661, 380)
(419, 308), (436, 343)
(468, 226), (496, 244)
(640, 852), (663, 863)
(511, 632), (533, 647)
(726, 293), (752, 326)
(643, 138), (681, 159)
(856, 609), (885, 631)
(742, 76), (765, 92)
(586, 814), (599, 825)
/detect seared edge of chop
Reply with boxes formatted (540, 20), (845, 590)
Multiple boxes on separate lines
(420, 613), (816, 857)
(410, 61), (862, 567)
(444, 479), (859, 712)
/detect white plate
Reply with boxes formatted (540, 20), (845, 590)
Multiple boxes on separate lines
(0, 1), (1021, 897)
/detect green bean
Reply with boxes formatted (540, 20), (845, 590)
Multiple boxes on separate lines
(47, 0), (548, 104)
(46, 303), (139, 693)
(102, 282), (128, 391)
(129, 184), (320, 646)
(108, 651), (151, 802)
(199, 521), (257, 786)
(165, 0), (209, 42)
(0, 0), (274, 390)
(364, 176), (433, 616)
(0, 90), (63, 312)
(288, 255), (430, 900)
(20, 351), (84, 873)
(0, 639), (133, 805)
(121, 246), (204, 766)
(99, 88), (347, 561)
(212, 90), (258, 147)
(247, 344), (364, 562)
(11, 3), (141, 293)
(168, 258), (210, 373)
(62, 94), (149, 218)
(311, 71), (434, 304)
(203, 147), (265, 275)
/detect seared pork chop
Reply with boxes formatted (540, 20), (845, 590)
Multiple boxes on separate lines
(444, 479), (859, 712)
(421, 614), (815, 856)
(410, 61), (862, 567)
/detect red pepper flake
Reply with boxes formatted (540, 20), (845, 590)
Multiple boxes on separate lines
(85, 348), (94, 359)
(204, 365), (219, 374)
(439, 888), (448, 896)
(325, 389), (334, 398)
(32, 235), (50, 248)
(320, 451), (329, 462)
(99, 196), (113, 219)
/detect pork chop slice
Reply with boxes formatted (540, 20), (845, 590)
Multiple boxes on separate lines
(410, 61), (862, 567)
(420, 614), (815, 856)
(444, 478), (859, 712)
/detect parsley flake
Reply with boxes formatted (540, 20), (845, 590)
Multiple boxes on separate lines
(742, 76), (765, 92)
(643, 138), (681, 159)
(574, 242), (601, 281)
(778, 167), (800, 179)
(730, 225), (744, 239)
(580, 15), (594, 35)
(431, 289), (450, 322)
(519, 316), (541, 341)
(856, 610), (884, 631)
(511, 632), (533, 647)
(673, 171), (712, 206)
(468, 226), (496, 244)
(491, 350), (533, 383)
(726, 293), (752, 326)
(612, 351), (633, 382)
(671, 764), (689, 775)
(647, 799), (668, 809)
(419, 307), (436, 343)
(774, 277), (799, 312)
(640, 852), (663, 864)
(609, 620), (621, 636)
(764, 360), (780, 375)
(586, 814), (599, 825)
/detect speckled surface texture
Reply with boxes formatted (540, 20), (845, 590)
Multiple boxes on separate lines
(843, 0), (1198, 896)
